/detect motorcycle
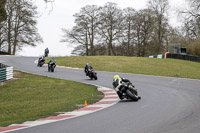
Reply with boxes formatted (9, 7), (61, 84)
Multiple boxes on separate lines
(48, 62), (56, 72)
(87, 69), (97, 80)
(119, 82), (140, 101)
(37, 58), (45, 67)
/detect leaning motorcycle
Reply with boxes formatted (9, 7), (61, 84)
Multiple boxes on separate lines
(37, 58), (45, 67)
(88, 69), (97, 80)
(120, 82), (139, 101)
(48, 62), (56, 72)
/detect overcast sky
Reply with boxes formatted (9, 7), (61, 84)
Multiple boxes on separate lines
(19, 0), (187, 57)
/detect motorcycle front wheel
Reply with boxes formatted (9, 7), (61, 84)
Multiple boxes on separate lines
(126, 89), (138, 101)
(93, 74), (97, 80)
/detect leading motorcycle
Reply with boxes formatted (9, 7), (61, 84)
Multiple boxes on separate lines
(118, 82), (140, 101)
(48, 62), (56, 72)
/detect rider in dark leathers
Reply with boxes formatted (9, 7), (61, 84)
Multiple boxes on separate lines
(84, 63), (93, 76)
(48, 58), (56, 71)
(38, 55), (45, 66)
(45, 48), (49, 57)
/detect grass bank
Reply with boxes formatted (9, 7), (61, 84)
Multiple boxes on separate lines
(0, 71), (103, 127)
(47, 56), (200, 79)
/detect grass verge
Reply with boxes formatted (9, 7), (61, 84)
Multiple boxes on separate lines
(0, 71), (103, 127)
(47, 56), (200, 79)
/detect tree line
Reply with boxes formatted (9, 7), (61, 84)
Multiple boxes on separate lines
(0, 0), (200, 56)
(178, 0), (200, 56)
(61, 0), (200, 56)
(0, 0), (43, 55)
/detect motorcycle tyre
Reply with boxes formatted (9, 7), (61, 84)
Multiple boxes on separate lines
(94, 75), (97, 80)
(126, 89), (138, 101)
(51, 67), (54, 72)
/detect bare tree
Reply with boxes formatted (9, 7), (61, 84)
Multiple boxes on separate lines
(0, 21), (7, 51)
(61, 5), (99, 56)
(98, 2), (124, 56)
(61, 26), (89, 56)
(179, 0), (200, 39)
(2, 0), (42, 55)
(148, 0), (170, 54)
(133, 9), (155, 56)
(184, 18), (200, 39)
(80, 5), (99, 55)
(183, 0), (200, 18)
(122, 7), (136, 56)
(61, 1), (181, 57)
(0, 0), (7, 23)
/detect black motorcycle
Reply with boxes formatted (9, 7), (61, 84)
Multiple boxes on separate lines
(120, 82), (140, 101)
(88, 69), (97, 80)
(48, 62), (56, 72)
(37, 58), (45, 67)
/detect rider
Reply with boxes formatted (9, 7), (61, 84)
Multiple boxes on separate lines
(48, 57), (56, 70)
(38, 55), (45, 65)
(84, 63), (93, 76)
(112, 75), (140, 100)
(45, 48), (49, 57)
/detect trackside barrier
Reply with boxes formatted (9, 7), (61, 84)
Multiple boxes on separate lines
(0, 51), (10, 55)
(149, 54), (165, 59)
(149, 53), (200, 63)
(0, 63), (13, 82)
(166, 53), (200, 63)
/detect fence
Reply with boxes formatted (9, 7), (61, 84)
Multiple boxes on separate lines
(149, 53), (200, 63)
(166, 53), (200, 63)
(0, 51), (10, 55)
(0, 63), (13, 82)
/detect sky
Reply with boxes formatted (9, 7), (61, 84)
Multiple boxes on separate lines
(19, 0), (188, 57)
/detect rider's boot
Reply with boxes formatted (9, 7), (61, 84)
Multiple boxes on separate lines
(117, 91), (124, 100)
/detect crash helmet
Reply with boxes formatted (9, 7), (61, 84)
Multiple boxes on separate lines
(113, 75), (120, 81)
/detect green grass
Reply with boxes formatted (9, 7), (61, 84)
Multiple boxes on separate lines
(47, 56), (200, 79)
(0, 71), (103, 127)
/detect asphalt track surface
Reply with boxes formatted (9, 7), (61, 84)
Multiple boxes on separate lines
(1, 56), (200, 133)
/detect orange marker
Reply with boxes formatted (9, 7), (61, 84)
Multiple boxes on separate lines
(84, 100), (87, 106)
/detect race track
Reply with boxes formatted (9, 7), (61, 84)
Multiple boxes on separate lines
(1, 56), (200, 133)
